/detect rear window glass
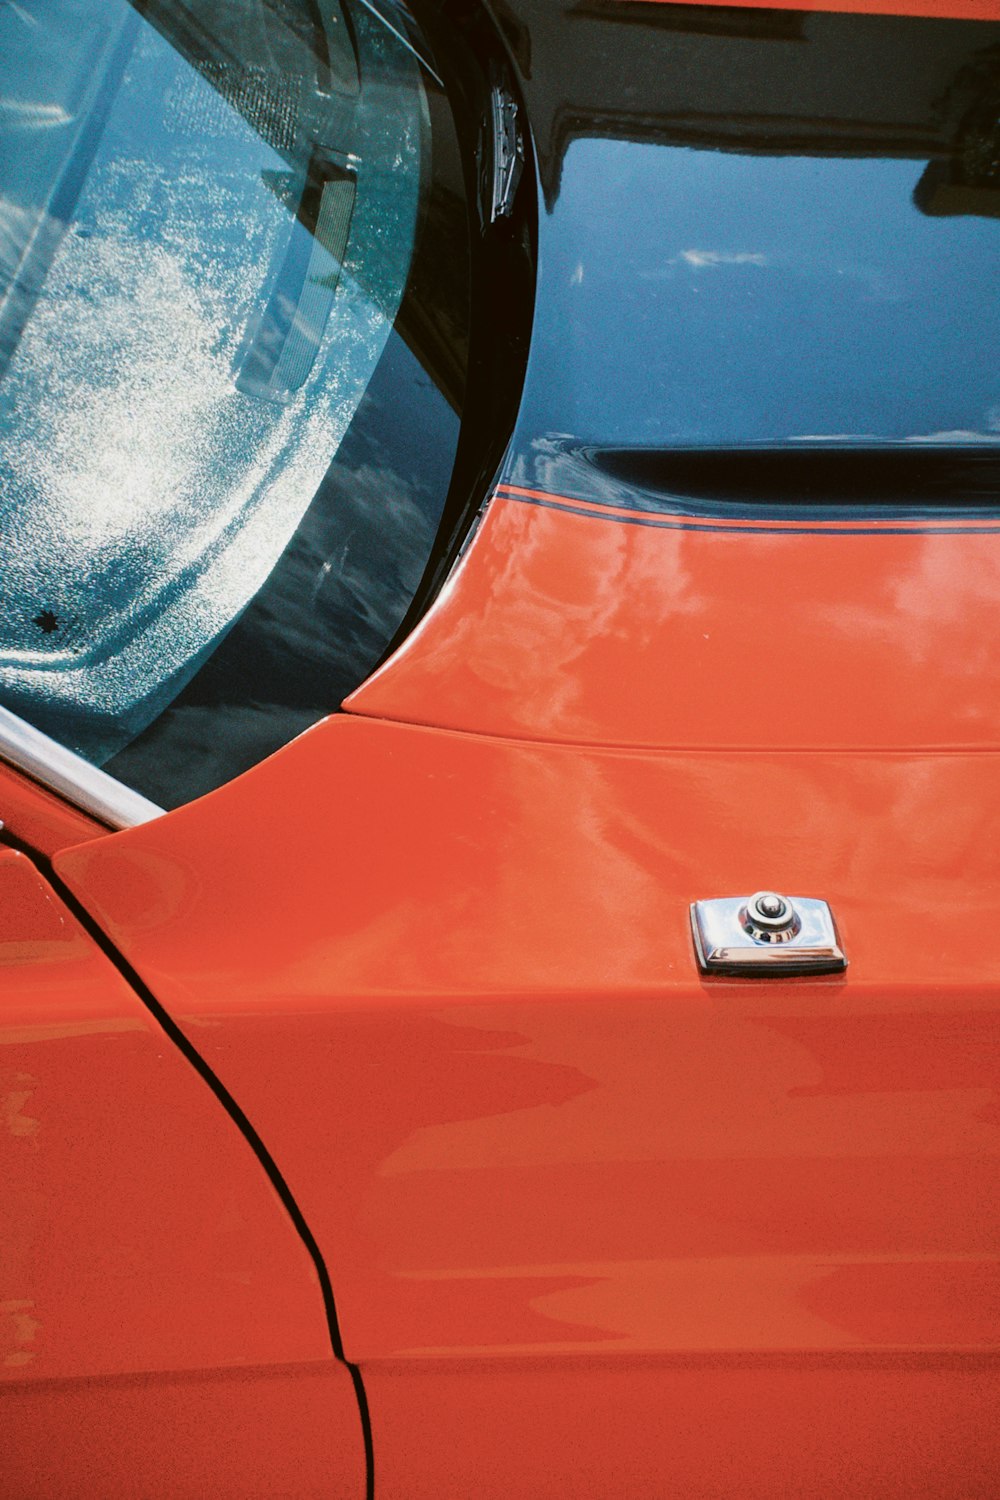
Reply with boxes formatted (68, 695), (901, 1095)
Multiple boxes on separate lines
(525, 7), (1000, 452)
(0, 0), (470, 807)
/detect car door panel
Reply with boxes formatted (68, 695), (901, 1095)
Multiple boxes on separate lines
(0, 845), (365, 1497)
(361, 1355), (998, 1499)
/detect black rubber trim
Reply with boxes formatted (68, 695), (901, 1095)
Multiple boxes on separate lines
(501, 491), (1000, 537)
(374, 0), (537, 664)
(590, 446), (1000, 511)
(2, 829), (376, 1500)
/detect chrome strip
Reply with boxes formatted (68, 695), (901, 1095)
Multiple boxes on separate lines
(0, 704), (164, 829)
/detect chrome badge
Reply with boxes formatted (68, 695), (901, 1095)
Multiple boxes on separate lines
(691, 892), (846, 977)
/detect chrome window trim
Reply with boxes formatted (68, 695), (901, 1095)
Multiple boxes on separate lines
(0, 704), (165, 829)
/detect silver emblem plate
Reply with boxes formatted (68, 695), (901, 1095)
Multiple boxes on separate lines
(691, 892), (846, 977)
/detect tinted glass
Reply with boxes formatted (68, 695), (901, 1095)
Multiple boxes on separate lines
(512, 6), (1000, 454)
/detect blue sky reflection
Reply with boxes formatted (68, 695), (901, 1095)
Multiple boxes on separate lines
(526, 139), (1000, 448)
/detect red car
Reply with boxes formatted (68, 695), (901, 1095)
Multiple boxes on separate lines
(3, 0), (999, 1493)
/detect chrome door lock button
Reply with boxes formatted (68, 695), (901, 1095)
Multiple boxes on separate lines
(750, 892), (788, 923)
(741, 891), (800, 943)
(691, 892), (846, 977)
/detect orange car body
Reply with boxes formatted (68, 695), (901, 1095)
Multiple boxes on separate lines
(3, 0), (999, 1495)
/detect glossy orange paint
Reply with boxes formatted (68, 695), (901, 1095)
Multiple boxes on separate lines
(6, 1364), (365, 1499)
(363, 1356), (1000, 1499)
(0, 845), (364, 1495)
(619, 0), (1000, 19)
(55, 704), (1000, 1489)
(349, 491), (1000, 751)
(0, 758), (106, 856)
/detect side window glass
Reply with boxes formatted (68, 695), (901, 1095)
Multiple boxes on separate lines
(0, 0), (471, 807)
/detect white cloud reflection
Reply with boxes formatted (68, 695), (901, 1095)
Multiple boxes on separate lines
(679, 249), (768, 270)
